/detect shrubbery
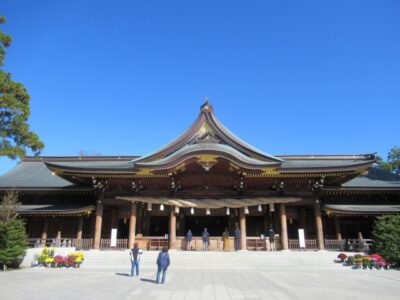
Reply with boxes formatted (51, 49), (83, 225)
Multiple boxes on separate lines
(372, 214), (400, 266)
(0, 219), (28, 269)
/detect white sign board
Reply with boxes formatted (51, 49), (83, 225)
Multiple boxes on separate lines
(111, 228), (118, 247)
(298, 229), (306, 249)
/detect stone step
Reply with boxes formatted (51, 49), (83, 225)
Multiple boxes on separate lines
(80, 250), (343, 269)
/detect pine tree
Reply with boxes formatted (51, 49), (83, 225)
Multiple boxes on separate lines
(0, 16), (44, 159)
(372, 214), (400, 265)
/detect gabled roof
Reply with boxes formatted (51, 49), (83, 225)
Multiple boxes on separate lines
(133, 101), (283, 164)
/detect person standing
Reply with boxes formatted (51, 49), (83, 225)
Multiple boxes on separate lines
(234, 227), (241, 251)
(130, 242), (143, 276)
(222, 228), (229, 251)
(186, 229), (193, 251)
(156, 246), (170, 284)
(269, 228), (276, 251)
(202, 228), (209, 251)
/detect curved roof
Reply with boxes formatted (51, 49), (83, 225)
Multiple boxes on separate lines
(0, 161), (74, 189)
(135, 143), (281, 170)
(133, 101), (283, 164)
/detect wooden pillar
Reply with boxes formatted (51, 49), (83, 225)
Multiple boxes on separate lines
(41, 218), (48, 244)
(314, 200), (325, 250)
(128, 202), (137, 249)
(239, 208), (247, 250)
(279, 204), (289, 250)
(93, 192), (104, 249)
(334, 217), (342, 240)
(169, 206), (176, 249)
(76, 216), (84, 240)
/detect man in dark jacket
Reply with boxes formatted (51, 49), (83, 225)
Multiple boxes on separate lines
(156, 246), (170, 284)
(186, 229), (193, 251)
(234, 227), (241, 251)
(202, 228), (209, 251)
(269, 228), (275, 251)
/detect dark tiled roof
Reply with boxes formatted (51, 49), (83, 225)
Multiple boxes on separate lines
(281, 159), (374, 170)
(0, 161), (74, 188)
(324, 204), (400, 215)
(16, 204), (95, 215)
(343, 167), (400, 188)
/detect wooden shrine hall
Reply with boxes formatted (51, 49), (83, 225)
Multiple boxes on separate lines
(1, 102), (400, 251)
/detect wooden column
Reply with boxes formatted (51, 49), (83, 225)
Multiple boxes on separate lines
(76, 216), (84, 240)
(334, 217), (342, 240)
(128, 202), (137, 249)
(93, 193), (104, 249)
(169, 206), (176, 249)
(239, 208), (247, 250)
(41, 218), (48, 244)
(314, 200), (325, 250)
(279, 204), (289, 250)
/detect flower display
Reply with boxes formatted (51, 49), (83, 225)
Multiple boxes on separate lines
(338, 253), (347, 262)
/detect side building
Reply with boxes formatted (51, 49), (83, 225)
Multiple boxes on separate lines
(1, 102), (399, 251)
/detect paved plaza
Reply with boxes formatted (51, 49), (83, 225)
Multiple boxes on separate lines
(1, 251), (399, 300)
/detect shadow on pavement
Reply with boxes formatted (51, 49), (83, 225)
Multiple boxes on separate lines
(115, 273), (131, 277)
(140, 278), (157, 284)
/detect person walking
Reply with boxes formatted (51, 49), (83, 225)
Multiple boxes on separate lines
(202, 228), (209, 251)
(130, 242), (143, 277)
(222, 228), (229, 251)
(234, 227), (241, 251)
(186, 229), (193, 251)
(269, 228), (276, 251)
(156, 246), (170, 284)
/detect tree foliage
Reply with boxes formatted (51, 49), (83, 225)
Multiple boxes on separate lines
(376, 146), (400, 175)
(372, 214), (400, 265)
(0, 191), (19, 224)
(0, 16), (44, 159)
(0, 192), (27, 269)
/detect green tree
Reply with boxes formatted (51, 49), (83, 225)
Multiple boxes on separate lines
(0, 16), (44, 159)
(0, 219), (27, 270)
(0, 192), (27, 270)
(376, 146), (400, 175)
(372, 214), (400, 265)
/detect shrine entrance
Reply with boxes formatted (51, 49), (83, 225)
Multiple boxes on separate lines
(184, 216), (229, 236)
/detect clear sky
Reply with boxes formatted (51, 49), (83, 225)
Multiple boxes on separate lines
(0, 1), (399, 175)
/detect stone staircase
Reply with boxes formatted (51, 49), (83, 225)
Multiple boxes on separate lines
(80, 250), (345, 271)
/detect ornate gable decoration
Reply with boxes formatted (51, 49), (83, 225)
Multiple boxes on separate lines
(132, 100), (283, 172)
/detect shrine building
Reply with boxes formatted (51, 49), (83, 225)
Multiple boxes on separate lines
(1, 102), (400, 251)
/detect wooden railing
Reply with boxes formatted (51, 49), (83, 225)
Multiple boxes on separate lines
(246, 238), (266, 251)
(288, 239), (317, 250)
(72, 238), (93, 250)
(325, 239), (344, 250)
(27, 238), (73, 248)
(148, 238), (168, 250)
(100, 238), (128, 249)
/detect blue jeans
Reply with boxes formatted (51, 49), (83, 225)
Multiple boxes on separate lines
(131, 260), (139, 276)
(235, 239), (240, 251)
(203, 241), (208, 251)
(156, 267), (167, 283)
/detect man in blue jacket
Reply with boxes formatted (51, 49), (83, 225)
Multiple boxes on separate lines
(186, 229), (193, 251)
(234, 227), (241, 251)
(156, 246), (170, 284)
(202, 228), (209, 251)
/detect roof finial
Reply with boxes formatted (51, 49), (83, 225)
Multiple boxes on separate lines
(201, 96), (213, 112)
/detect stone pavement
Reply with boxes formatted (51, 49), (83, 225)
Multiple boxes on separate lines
(1, 251), (400, 300)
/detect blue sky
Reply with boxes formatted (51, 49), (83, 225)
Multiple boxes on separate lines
(1, 1), (399, 175)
